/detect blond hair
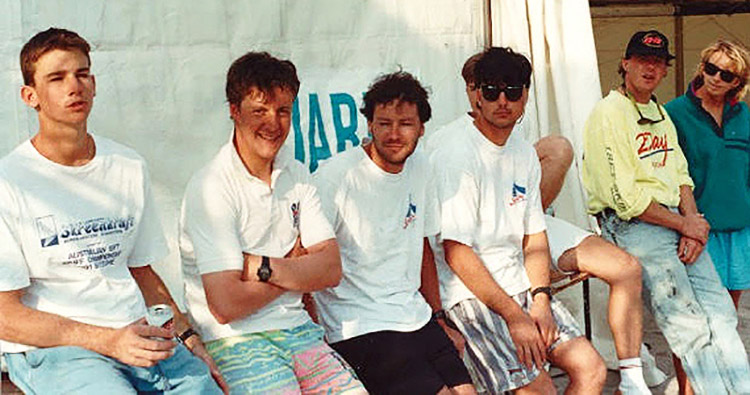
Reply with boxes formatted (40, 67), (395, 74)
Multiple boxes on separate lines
(693, 39), (750, 101)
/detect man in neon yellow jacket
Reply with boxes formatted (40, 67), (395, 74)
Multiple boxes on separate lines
(582, 30), (750, 394)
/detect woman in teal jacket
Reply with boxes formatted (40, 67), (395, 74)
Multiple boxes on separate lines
(665, 40), (750, 311)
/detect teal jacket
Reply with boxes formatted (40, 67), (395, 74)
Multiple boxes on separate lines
(665, 84), (750, 231)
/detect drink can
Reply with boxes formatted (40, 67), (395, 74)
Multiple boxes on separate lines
(146, 304), (174, 330)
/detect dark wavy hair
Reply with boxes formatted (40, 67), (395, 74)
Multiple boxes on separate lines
(474, 47), (532, 88)
(360, 71), (431, 123)
(225, 51), (300, 106)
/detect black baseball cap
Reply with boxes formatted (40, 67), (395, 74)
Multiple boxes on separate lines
(625, 30), (675, 60)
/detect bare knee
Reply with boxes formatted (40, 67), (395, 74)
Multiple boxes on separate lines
(515, 372), (556, 395)
(535, 135), (573, 168)
(569, 353), (607, 389)
(616, 253), (642, 288)
(593, 241), (642, 288)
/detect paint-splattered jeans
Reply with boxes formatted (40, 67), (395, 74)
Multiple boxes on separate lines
(599, 209), (750, 395)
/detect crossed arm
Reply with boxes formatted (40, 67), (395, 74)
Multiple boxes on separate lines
(201, 238), (341, 325)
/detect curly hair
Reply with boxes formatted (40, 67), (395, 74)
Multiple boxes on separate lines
(360, 71), (431, 123)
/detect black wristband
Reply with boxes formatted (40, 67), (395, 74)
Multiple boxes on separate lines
(432, 309), (447, 321)
(177, 328), (198, 344)
(530, 286), (552, 299)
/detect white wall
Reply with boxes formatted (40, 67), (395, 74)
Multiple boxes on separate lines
(0, 0), (486, 304)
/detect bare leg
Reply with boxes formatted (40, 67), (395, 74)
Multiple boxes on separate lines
(513, 370), (557, 395)
(557, 236), (643, 359)
(548, 337), (607, 395)
(729, 290), (743, 310)
(448, 383), (477, 395)
(672, 354), (694, 395)
(534, 135), (573, 210)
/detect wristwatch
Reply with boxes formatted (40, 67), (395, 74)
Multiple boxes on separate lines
(177, 328), (198, 344)
(257, 255), (272, 282)
(530, 286), (552, 299)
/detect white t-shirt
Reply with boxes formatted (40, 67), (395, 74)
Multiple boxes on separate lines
(312, 147), (437, 343)
(422, 113), (474, 153)
(0, 135), (169, 353)
(430, 120), (547, 309)
(179, 140), (335, 342)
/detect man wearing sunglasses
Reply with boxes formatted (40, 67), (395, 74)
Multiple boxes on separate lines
(582, 30), (750, 394)
(430, 47), (606, 394)
(424, 51), (652, 394)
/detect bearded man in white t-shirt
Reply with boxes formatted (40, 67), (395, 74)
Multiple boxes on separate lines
(431, 47), (608, 394)
(179, 51), (365, 394)
(0, 28), (224, 394)
(312, 71), (475, 395)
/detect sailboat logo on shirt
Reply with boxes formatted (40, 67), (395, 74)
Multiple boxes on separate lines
(403, 194), (417, 229)
(290, 201), (300, 229)
(36, 215), (60, 247)
(509, 183), (527, 206)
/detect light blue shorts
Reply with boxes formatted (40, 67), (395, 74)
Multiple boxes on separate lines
(707, 226), (750, 290)
(4, 344), (221, 394)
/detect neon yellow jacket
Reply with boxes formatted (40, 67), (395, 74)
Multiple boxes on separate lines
(582, 90), (694, 220)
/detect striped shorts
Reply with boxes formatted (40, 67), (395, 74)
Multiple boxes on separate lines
(205, 321), (365, 394)
(447, 292), (582, 393)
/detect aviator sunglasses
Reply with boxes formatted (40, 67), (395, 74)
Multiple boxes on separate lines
(480, 84), (524, 102)
(703, 61), (737, 83)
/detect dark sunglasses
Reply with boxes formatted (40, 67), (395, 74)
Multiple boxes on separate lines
(704, 61), (737, 83)
(480, 84), (524, 102)
(624, 90), (665, 125)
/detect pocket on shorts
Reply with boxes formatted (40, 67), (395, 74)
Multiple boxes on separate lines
(23, 348), (50, 369)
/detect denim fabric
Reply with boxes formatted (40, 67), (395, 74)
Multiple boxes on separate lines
(600, 210), (750, 394)
(4, 344), (222, 394)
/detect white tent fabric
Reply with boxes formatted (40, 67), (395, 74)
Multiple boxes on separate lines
(491, 0), (601, 230)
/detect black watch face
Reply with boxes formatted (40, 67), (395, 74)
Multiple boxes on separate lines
(257, 265), (272, 282)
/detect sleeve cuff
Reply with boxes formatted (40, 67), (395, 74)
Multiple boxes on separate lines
(0, 277), (30, 292)
(438, 231), (474, 248)
(301, 229), (336, 250)
(197, 256), (244, 275)
(616, 195), (652, 221)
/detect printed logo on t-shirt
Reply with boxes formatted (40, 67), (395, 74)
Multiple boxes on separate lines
(636, 131), (674, 168)
(58, 216), (135, 243)
(290, 201), (300, 229)
(509, 183), (527, 206)
(36, 215), (60, 247)
(403, 193), (417, 229)
(35, 215), (135, 270)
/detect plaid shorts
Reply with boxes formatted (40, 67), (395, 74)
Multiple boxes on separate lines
(447, 291), (582, 393)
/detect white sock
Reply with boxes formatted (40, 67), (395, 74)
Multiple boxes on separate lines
(619, 358), (651, 394)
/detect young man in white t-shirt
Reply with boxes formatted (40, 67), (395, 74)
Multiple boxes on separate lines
(0, 28), (224, 394)
(179, 51), (365, 394)
(431, 47), (607, 394)
(426, 52), (652, 394)
(313, 72), (475, 395)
